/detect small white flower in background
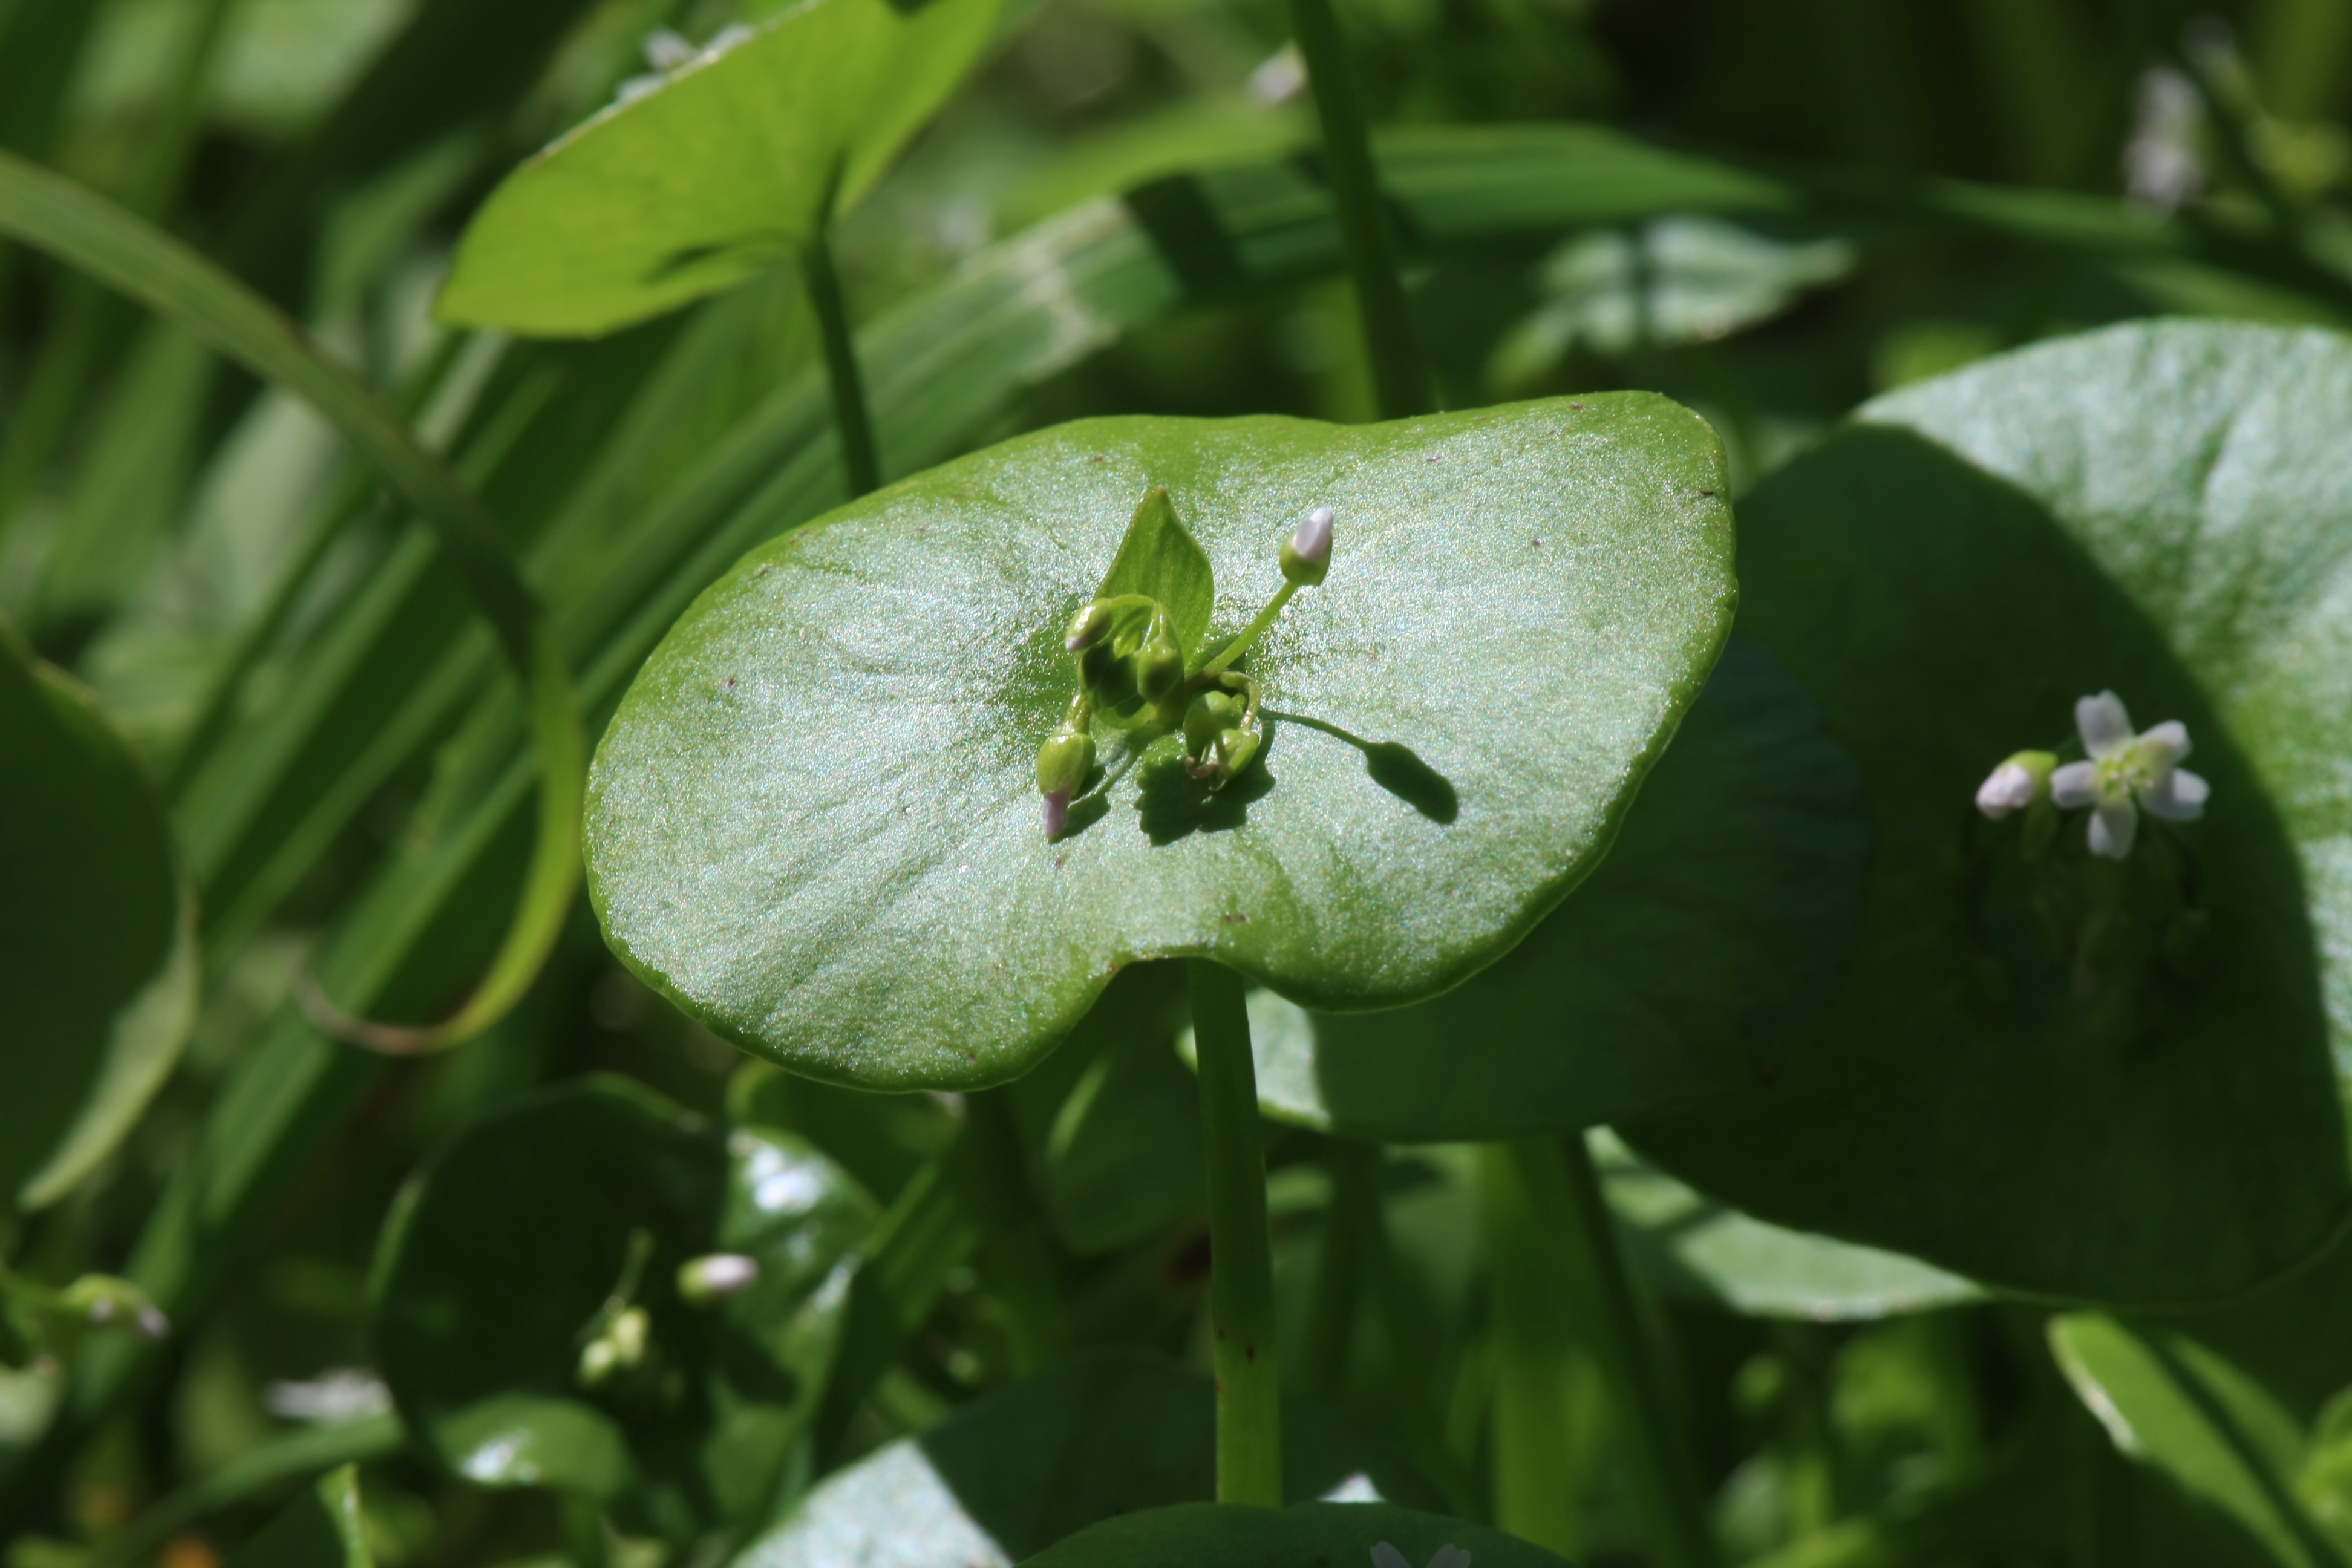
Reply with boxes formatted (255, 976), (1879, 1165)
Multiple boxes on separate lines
(265, 1369), (393, 1424)
(1371, 1546), (1469, 1568)
(1975, 750), (2055, 819)
(642, 27), (694, 70)
(678, 1252), (762, 1304)
(1250, 43), (1306, 105)
(2048, 691), (2210, 860)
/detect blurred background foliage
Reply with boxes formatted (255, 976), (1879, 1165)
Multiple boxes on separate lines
(5, 0), (2352, 1564)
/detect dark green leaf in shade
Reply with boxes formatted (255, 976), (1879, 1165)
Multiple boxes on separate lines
(0, 622), (196, 1211)
(1020, 1501), (1570, 1567)
(1190, 637), (1867, 1142)
(222, 1464), (374, 1568)
(368, 1077), (874, 1533)
(1594, 1132), (1980, 1321)
(437, 0), (1001, 337)
(1623, 322), (2352, 1305)
(584, 399), (1736, 1090)
(734, 1351), (1440, 1567)
(2050, 1314), (2347, 1567)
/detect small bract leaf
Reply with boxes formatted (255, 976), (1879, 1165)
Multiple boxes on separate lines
(734, 1351), (1439, 1567)
(1182, 638), (1867, 1140)
(585, 399), (1736, 1089)
(1021, 1501), (1572, 1568)
(369, 1077), (874, 1529)
(1099, 486), (1215, 659)
(1624, 321), (2352, 1304)
(0, 623), (196, 1212)
(437, 0), (1001, 336)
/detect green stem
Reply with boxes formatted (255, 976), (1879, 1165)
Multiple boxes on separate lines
(1189, 960), (1283, 1506)
(1478, 1143), (1582, 1555)
(1200, 583), (1297, 676)
(1281, 0), (1431, 419)
(802, 222), (881, 500)
(1299, 1138), (1377, 1398)
(1510, 1134), (1722, 1568)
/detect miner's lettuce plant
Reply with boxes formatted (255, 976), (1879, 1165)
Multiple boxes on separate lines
(12, 2), (2352, 1566)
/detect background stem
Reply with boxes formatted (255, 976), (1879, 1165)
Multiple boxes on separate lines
(1478, 1142), (1585, 1555)
(1512, 1134), (1723, 1568)
(1189, 960), (1284, 1506)
(1282, 0), (1432, 420)
(1301, 1138), (1377, 1397)
(802, 222), (881, 500)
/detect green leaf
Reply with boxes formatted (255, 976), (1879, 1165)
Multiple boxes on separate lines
(1184, 637), (1867, 1140)
(2051, 1315), (2345, 1568)
(368, 1076), (874, 1530)
(1019, 1501), (1570, 1568)
(736, 1351), (1440, 1567)
(1593, 1133), (1979, 1321)
(585, 398), (1734, 1089)
(223, 1463), (374, 1568)
(0, 624), (195, 1211)
(1098, 487), (1215, 659)
(1624, 321), (2352, 1304)
(437, 0), (1001, 338)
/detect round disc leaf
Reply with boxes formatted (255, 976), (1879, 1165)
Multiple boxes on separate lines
(584, 399), (1735, 1089)
(369, 1077), (874, 1528)
(1188, 637), (1867, 1140)
(0, 624), (195, 1211)
(438, 0), (1001, 336)
(1625, 321), (2352, 1304)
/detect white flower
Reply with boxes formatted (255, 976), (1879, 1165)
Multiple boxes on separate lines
(2048, 691), (2210, 860)
(1975, 751), (2053, 818)
(678, 1253), (761, 1302)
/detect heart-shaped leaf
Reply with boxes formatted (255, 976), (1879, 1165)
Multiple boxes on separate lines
(735, 1351), (1440, 1567)
(1624, 321), (2352, 1304)
(1, 624), (195, 1211)
(368, 1076), (874, 1533)
(1181, 637), (1867, 1140)
(437, 0), (1001, 336)
(584, 399), (1736, 1089)
(1019, 1501), (1570, 1567)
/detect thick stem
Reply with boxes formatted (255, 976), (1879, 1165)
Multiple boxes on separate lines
(1281, 0), (1431, 419)
(1478, 1143), (1583, 1554)
(1511, 1134), (1722, 1568)
(801, 223), (881, 500)
(1189, 960), (1284, 1506)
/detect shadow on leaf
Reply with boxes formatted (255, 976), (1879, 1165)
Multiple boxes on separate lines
(1265, 711), (1459, 823)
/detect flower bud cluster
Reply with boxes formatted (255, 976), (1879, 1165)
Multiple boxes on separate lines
(1036, 501), (1336, 837)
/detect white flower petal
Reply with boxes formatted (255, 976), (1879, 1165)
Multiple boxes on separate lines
(2141, 767), (2210, 822)
(2088, 801), (2139, 859)
(2050, 760), (2100, 809)
(2132, 719), (2192, 770)
(1976, 760), (2038, 818)
(2076, 691), (2135, 759)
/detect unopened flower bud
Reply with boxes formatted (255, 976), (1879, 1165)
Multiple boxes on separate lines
(678, 1253), (760, 1304)
(1065, 602), (1114, 652)
(579, 1305), (651, 1388)
(1136, 612), (1184, 704)
(1184, 691), (1244, 758)
(1281, 506), (1334, 587)
(57, 1276), (169, 1341)
(1037, 696), (1096, 839)
(1976, 750), (2056, 819)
